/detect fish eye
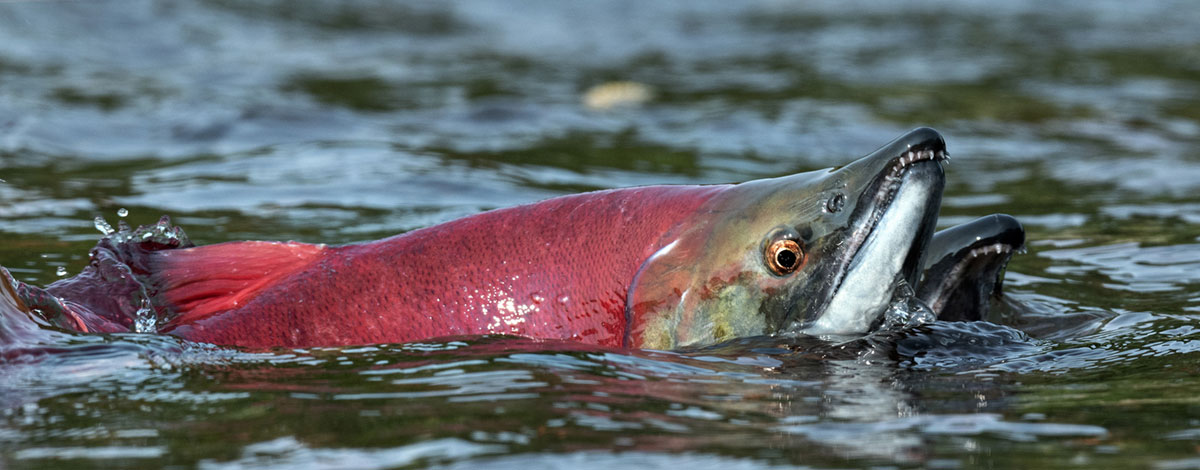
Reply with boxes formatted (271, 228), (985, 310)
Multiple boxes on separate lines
(765, 239), (805, 275)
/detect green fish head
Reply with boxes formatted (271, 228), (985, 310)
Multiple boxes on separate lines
(628, 128), (947, 349)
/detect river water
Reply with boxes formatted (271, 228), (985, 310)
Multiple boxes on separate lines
(1, 1), (1199, 468)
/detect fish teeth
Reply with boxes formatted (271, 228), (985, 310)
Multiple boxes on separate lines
(897, 149), (950, 168)
(967, 243), (1013, 259)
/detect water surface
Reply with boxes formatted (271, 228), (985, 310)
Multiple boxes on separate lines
(2, 1), (1199, 468)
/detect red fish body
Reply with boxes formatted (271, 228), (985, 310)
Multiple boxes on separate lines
(51, 186), (724, 349)
(6, 129), (1024, 351)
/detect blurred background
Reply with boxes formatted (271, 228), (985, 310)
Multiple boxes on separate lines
(2, 0), (1196, 265)
(2, 1), (1199, 468)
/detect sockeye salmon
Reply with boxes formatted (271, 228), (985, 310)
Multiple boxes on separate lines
(1, 128), (1024, 350)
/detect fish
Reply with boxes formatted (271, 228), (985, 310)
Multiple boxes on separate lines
(1, 128), (1024, 350)
(918, 214), (1025, 322)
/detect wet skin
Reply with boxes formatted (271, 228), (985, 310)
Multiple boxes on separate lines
(2, 128), (1023, 350)
(918, 214), (1025, 322)
(628, 127), (950, 347)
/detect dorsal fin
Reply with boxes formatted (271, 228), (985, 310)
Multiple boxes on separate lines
(151, 241), (325, 325)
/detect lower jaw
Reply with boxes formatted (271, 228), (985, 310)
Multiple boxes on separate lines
(927, 248), (1012, 316)
(801, 171), (940, 336)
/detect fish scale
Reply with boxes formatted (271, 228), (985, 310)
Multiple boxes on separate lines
(158, 185), (725, 348)
(2, 129), (1023, 351)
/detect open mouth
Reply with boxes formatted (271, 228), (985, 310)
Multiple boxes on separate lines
(798, 137), (948, 335)
(918, 214), (1025, 321)
(849, 147), (949, 259)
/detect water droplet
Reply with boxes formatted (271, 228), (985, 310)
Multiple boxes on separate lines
(117, 207), (129, 218)
(530, 292), (546, 303)
(133, 299), (157, 334)
(882, 278), (936, 330)
(557, 295), (570, 305)
(134, 315), (156, 334)
(55, 266), (67, 277)
(93, 216), (115, 235)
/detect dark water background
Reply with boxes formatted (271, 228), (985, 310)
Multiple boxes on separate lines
(2, 1), (1199, 468)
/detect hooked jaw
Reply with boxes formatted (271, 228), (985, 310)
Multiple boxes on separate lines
(797, 128), (948, 336)
(625, 128), (953, 348)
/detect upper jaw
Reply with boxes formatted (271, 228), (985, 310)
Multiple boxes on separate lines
(792, 128), (949, 336)
(839, 137), (950, 286)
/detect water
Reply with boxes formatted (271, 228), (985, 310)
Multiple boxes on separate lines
(1, 0), (1199, 468)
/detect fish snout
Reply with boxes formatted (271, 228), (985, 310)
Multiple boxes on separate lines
(840, 127), (949, 189)
(794, 128), (950, 336)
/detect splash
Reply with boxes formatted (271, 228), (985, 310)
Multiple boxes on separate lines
(9, 216), (191, 337)
(881, 278), (937, 331)
(133, 298), (157, 334)
(93, 216), (115, 236)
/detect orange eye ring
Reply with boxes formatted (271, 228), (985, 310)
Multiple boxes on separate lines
(766, 239), (804, 275)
